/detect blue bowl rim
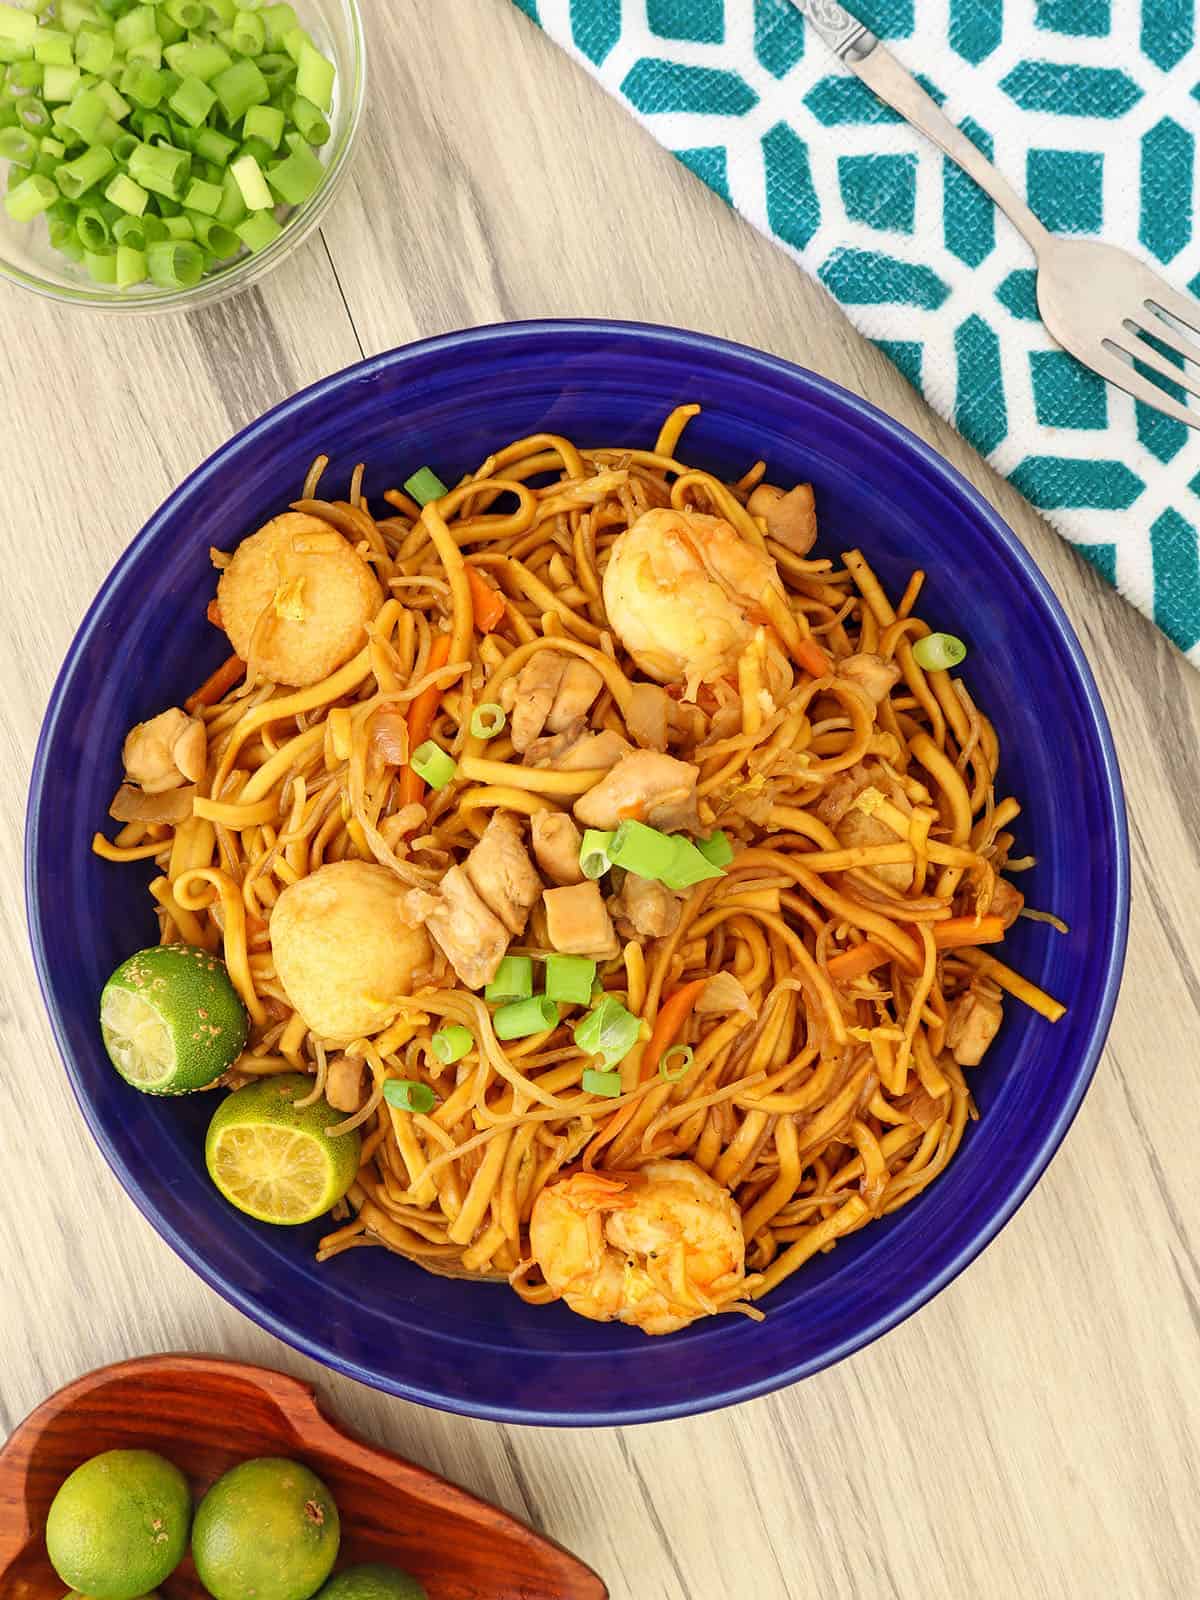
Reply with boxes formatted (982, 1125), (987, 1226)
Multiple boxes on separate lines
(25, 318), (1130, 1425)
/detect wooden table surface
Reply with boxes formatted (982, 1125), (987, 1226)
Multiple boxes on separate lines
(2, 4), (1199, 1596)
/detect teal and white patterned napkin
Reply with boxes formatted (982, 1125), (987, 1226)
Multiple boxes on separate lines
(511, 0), (1200, 662)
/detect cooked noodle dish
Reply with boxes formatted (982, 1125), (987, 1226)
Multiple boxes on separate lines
(91, 406), (1066, 1339)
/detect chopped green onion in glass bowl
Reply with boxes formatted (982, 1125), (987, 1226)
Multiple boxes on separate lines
(0, 0), (364, 311)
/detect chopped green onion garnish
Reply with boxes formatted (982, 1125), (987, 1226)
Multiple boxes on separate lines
(229, 148), (269, 208)
(410, 740), (456, 791)
(234, 206), (279, 252)
(578, 828), (615, 881)
(659, 1044), (693, 1083)
(243, 99), (283, 146)
(573, 996), (641, 1070)
(582, 1068), (622, 1099)
(261, 3), (299, 48)
(232, 9), (265, 56)
(105, 169), (146, 214)
(0, 124), (35, 163)
(265, 137), (321, 203)
(211, 54), (268, 120)
(608, 818), (678, 880)
(183, 174), (221, 214)
(694, 830), (734, 868)
(3, 168), (54, 218)
(42, 62), (81, 101)
(485, 955), (533, 1004)
(470, 703), (506, 741)
(115, 240), (145, 284)
(430, 1024), (473, 1066)
(383, 1078), (437, 1115)
(544, 954), (596, 1006)
(145, 235), (202, 286)
(294, 38), (332, 110)
(385, 1075), (438, 1113)
(34, 30), (74, 68)
(493, 995), (558, 1041)
(289, 91), (327, 144)
(912, 632), (967, 672)
(405, 466), (448, 507)
(128, 137), (189, 197)
(659, 836), (725, 893)
(169, 72), (216, 128)
(83, 240), (116, 281)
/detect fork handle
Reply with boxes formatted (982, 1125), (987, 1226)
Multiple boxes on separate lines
(849, 44), (1050, 254)
(789, 0), (879, 62)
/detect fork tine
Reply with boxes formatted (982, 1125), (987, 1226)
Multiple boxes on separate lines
(1114, 331), (1200, 402)
(1143, 282), (1200, 337)
(1092, 346), (1200, 429)
(1131, 310), (1200, 366)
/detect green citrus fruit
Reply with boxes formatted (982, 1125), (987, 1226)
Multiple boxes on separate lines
(45, 1449), (190, 1600)
(192, 1457), (340, 1600)
(100, 944), (248, 1094)
(204, 1073), (361, 1225)
(316, 1564), (429, 1599)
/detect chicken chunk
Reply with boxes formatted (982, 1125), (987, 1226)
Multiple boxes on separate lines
(625, 681), (670, 752)
(123, 707), (207, 794)
(406, 866), (510, 990)
(546, 658), (604, 733)
(945, 985), (1004, 1066)
(610, 874), (682, 940)
(986, 876), (1025, 929)
(325, 1055), (365, 1114)
(574, 751), (700, 833)
(508, 652), (566, 753)
(543, 882), (619, 960)
(837, 652), (901, 706)
(746, 482), (818, 556)
(836, 806), (913, 893)
(525, 723), (632, 772)
(531, 812), (585, 886)
(465, 812), (542, 936)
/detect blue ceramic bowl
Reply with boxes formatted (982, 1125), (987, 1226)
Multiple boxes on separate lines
(26, 321), (1128, 1426)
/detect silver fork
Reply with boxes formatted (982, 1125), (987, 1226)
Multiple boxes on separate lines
(789, 0), (1200, 429)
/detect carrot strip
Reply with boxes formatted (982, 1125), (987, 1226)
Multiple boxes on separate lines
(398, 634), (452, 810)
(795, 637), (830, 678)
(826, 941), (887, 982)
(466, 565), (506, 633)
(930, 915), (1005, 949)
(185, 653), (245, 713)
(206, 598), (223, 628)
(826, 915), (1008, 985)
(642, 977), (708, 1080)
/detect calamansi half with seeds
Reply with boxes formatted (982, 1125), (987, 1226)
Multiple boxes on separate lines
(100, 944), (248, 1095)
(205, 1074), (361, 1226)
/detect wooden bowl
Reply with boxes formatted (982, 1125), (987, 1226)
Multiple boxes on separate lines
(0, 1356), (608, 1600)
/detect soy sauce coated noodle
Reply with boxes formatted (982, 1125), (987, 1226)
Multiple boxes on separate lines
(95, 408), (1065, 1337)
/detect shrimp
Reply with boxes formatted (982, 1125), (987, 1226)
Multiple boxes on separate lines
(529, 1159), (748, 1335)
(603, 508), (793, 701)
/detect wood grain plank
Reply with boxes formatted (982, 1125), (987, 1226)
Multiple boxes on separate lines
(2, 1), (1199, 1597)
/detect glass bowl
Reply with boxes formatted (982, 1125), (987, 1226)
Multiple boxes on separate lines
(0, 0), (365, 312)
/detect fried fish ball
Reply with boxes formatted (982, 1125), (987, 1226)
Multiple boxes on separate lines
(270, 861), (433, 1042)
(602, 508), (791, 698)
(217, 512), (383, 688)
